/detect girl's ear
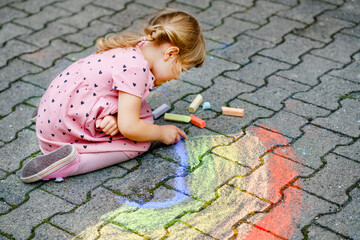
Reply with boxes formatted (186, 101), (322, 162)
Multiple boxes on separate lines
(164, 46), (180, 61)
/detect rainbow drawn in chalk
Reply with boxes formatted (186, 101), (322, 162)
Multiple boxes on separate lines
(78, 126), (303, 239)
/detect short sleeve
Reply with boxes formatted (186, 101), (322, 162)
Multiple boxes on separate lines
(111, 66), (149, 99)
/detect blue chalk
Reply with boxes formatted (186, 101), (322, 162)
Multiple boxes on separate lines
(203, 102), (211, 110)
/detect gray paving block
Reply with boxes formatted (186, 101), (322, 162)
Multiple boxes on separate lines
(333, 140), (360, 161)
(246, 15), (305, 43)
(277, 54), (343, 86)
(316, 187), (360, 239)
(224, 55), (291, 87)
(325, 0), (360, 23)
(175, 0), (211, 8)
(293, 75), (360, 110)
(306, 225), (346, 240)
(0, 81), (44, 116)
(311, 33), (360, 64)
(255, 109), (308, 138)
(296, 15), (355, 43)
(181, 56), (239, 88)
(54, 0), (94, 13)
(274, 125), (352, 169)
(11, 0), (55, 13)
(0, 40), (38, 68)
(34, 223), (74, 240)
(294, 153), (360, 205)
(329, 53), (360, 83)
(233, 0), (290, 25)
(0, 201), (11, 214)
(247, 186), (337, 239)
(239, 75), (309, 111)
(0, 59), (42, 91)
(93, 0), (129, 11)
(262, 0), (298, 6)
(259, 34), (324, 65)
(312, 98), (360, 138)
(0, 22), (32, 46)
(0, 189), (75, 240)
(278, 0), (336, 24)
(0, 104), (35, 142)
(342, 23), (360, 38)
(211, 34), (275, 65)
(0, 6), (27, 25)
(204, 17), (258, 44)
(283, 98), (331, 119)
(21, 39), (82, 68)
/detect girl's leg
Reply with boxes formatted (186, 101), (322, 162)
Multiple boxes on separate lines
(68, 151), (131, 176)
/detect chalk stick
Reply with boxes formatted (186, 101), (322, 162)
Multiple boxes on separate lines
(222, 107), (244, 117)
(153, 104), (171, 119)
(190, 114), (206, 128)
(188, 94), (203, 113)
(164, 113), (191, 123)
(203, 102), (211, 110)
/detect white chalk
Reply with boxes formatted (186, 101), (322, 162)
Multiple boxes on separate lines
(203, 102), (211, 110)
(188, 94), (203, 113)
(153, 104), (171, 119)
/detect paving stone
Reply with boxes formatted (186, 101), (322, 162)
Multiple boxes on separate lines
(329, 53), (360, 83)
(312, 98), (360, 138)
(65, 46), (95, 62)
(135, 0), (169, 9)
(239, 75), (309, 111)
(62, 20), (120, 48)
(255, 109), (308, 138)
(224, 55), (291, 87)
(311, 33), (360, 64)
(342, 23), (360, 37)
(21, 39), (82, 68)
(181, 55), (239, 88)
(14, 5), (71, 30)
(232, 0), (290, 25)
(294, 153), (360, 205)
(50, 187), (127, 236)
(180, 184), (269, 239)
(274, 125), (352, 169)
(20, 21), (77, 48)
(0, 200), (11, 214)
(234, 223), (281, 239)
(259, 34), (323, 65)
(227, 0), (254, 7)
(118, 158), (139, 171)
(41, 166), (127, 204)
(325, 0), (360, 23)
(22, 58), (73, 89)
(175, 0), (211, 8)
(296, 15), (355, 43)
(278, 0), (336, 24)
(0, 81), (44, 116)
(247, 16), (305, 43)
(0, 40), (38, 68)
(293, 75), (360, 110)
(103, 155), (186, 203)
(196, 1), (245, 26)
(333, 139), (359, 161)
(11, 0), (55, 14)
(167, 2), (201, 18)
(54, 0), (94, 12)
(93, 0), (129, 11)
(0, 104), (35, 142)
(0, 22), (32, 46)
(211, 34), (275, 65)
(316, 187), (360, 239)
(247, 186), (337, 239)
(321, 0), (345, 5)
(283, 98), (331, 119)
(0, 59), (42, 91)
(96, 223), (145, 240)
(306, 225), (347, 240)
(0, 129), (39, 173)
(0, 6), (27, 25)
(277, 54), (343, 86)
(166, 222), (214, 240)
(262, 0), (298, 6)
(204, 17), (258, 44)
(0, 189), (74, 240)
(34, 223), (74, 240)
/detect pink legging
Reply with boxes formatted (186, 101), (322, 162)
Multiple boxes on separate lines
(68, 151), (131, 176)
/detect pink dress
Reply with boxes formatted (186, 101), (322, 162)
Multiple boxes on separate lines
(36, 46), (155, 158)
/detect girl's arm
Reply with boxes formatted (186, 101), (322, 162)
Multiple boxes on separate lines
(117, 91), (187, 145)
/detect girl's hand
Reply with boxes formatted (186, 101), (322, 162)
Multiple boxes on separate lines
(159, 125), (187, 145)
(95, 115), (119, 136)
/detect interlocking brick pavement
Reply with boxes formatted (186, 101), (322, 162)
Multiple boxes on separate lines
(0, 0), (359, 239)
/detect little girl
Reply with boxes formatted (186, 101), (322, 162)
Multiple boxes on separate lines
(21, 9), (205, 183)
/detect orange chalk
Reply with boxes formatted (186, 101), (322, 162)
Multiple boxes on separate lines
(190, 114), (206, 128)
(222, 107), (244, 117)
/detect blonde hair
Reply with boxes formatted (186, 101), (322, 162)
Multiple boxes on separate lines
(96, 9), (205, 69)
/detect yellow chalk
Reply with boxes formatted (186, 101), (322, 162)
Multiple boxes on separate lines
(222, 107), (244, 117)
(188, 94), (203, 113)
(164, 113), (191, 123)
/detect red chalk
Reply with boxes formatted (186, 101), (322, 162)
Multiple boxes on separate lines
(190, 114), (206, 128)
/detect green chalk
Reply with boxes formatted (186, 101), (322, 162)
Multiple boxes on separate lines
(164, 113), (191, 123)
